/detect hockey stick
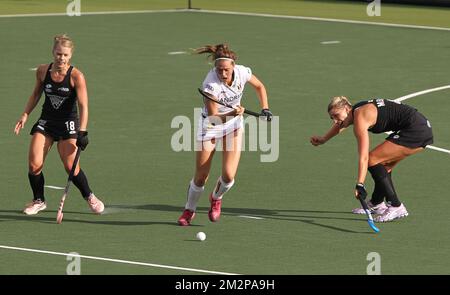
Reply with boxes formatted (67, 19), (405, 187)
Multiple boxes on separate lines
(198, 88), (261, 117)
(56, 147), (81, 224)
(358, 197), (380, 233)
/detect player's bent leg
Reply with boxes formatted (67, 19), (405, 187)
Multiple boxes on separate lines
(57, 139), (80, 175)
(207, 129), (242, 223)
(208, 177), (235, 222)
(178, 142), (215, 226)
(57, 139), (104, 214)
(368, 140), (423, 167)
(366, 141), (422, 222)
(24, 133), (53, 214)
(368, 163), (401, 206)
(28, 132), (53, 175)
(178, 180), (205, 226)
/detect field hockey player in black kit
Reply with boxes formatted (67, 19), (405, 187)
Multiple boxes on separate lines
(311, 96), (433, 222)
(14, 34), (105, 216)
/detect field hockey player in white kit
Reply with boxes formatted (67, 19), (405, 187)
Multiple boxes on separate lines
(178, 43), (272, 226)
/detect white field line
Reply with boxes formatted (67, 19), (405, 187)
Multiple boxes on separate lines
(321, 41), (341, 45)
(237, 215), (264, 220)
(190, 9), (450, 32)
(0, 8), (449, 32)
(0, 9), (188, 18)
(425, 145), (450, 154)
(393, 85), (450, 103)
(168, 51), (188, 55)
(387, 85), (450, 155)
(44, 185), (65, 190)
(0, 245), (240, 275)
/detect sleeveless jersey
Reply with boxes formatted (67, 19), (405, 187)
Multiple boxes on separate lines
(201, 64), (252, 116)
(352, 99), (417, 133)
(40, 63), (78, 120)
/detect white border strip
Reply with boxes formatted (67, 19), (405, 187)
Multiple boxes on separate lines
(0, 9), (187, 18)
(0, 8), (449, 32)
(0, 245), (240, 275)
(190, 9), (450, 32)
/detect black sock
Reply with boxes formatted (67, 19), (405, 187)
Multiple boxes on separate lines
(370, 181), (384, 205)
(28, 172), (45, 201)
(368, 164), (401, 207)
(72, 169), (93, 199)
(386, 172), (401, 207)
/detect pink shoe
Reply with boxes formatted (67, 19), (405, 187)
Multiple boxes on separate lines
(23, 199), (47, 215)
(86, 194), (104, 214)
(178, 209), (195, 226)
(352, 201), (388, 215)
(208, 194), (222, 222)
(374, 203), (408, 222)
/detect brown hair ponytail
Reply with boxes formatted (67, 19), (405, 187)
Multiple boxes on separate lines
(195, 43), (237, 62)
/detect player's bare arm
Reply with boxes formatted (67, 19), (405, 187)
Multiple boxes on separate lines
(204, 93), (244, 123)
(248, 75), (268, 109)
(353, 106), (376, 195)
(72, 68), (88, 131)
(310, 122), (346, 146)
(14, 64), (46, 135)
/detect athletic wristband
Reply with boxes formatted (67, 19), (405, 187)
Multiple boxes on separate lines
(355, 183), (367, 199)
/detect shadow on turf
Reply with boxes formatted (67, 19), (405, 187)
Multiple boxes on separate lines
(0, 205), (375, 233)
(107, 204), (375, 234)
(0, 209), (178, 226)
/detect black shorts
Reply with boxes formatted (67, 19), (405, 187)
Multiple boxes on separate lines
(386, 112), (434, 148)
(30, 118), (79, 141)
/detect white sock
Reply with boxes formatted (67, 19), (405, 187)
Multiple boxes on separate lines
(185, 180), (204, 212)
(212, 177), (234, 200)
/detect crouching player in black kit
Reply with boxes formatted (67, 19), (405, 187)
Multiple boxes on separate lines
(14, 34), (105, 215)
(311, 96), (433, 222)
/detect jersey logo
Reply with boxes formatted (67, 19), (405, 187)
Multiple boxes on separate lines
(45, 84), (53, 93)
(48, 94), (68, 109)
(368, 99), (385, 107)
(58, 87), (70, 92)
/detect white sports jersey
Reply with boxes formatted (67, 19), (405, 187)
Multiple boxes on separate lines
(197, 64), (253, 142)
(201, 64), (252, 116)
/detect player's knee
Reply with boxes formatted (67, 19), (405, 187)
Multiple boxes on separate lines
(368, 152), (381, 167)
(221, 174), (234, 184)
(194, 175), (208, 187)
(368, 163), (388, 181)
(28, 162), (43, 175)
(64, 163), (79, 175)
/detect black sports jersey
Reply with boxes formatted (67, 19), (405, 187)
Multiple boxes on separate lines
(40, 63), (78, 120)
(352, 99), (417, 133)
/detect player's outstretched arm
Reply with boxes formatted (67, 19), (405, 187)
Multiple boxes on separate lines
(310, 123), (345, 146)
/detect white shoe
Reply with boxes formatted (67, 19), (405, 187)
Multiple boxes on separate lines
(23, 199), (47, 215)
(352, 201), (388, 215)
(87, 194), (105, 214)
(374, 203), (408, 222)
